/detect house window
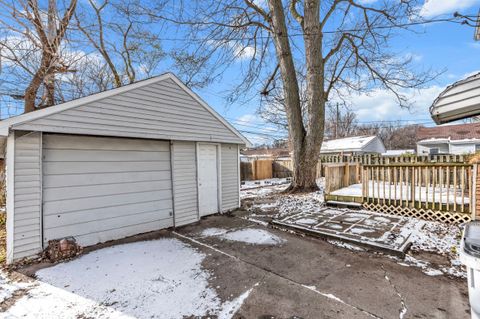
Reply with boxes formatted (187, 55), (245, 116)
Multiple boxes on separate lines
(475, 144), (480, 152)
(429, 148), (439, 155)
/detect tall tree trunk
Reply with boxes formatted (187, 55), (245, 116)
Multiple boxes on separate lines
(268, 0), (322, 192)
(24, 54), (52, 113)
(44, 0), (57, 106)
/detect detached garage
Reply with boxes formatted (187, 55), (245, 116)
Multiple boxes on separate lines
(0, 72), (249, 264)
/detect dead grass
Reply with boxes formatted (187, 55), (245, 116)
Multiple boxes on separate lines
(0, 212), (5, 265)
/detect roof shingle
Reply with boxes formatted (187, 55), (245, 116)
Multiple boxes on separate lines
(416, 122), (480, 141)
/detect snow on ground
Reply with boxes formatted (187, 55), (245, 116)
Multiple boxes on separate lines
(200, 227), (285, 245)
(240, 179), (290, 199)
(1, 238), (254, 319)
(240, 178), (290, 190)
(0, 272), (31, 304)
(242, 181), (465, 278)
(331, 181), (469, 205)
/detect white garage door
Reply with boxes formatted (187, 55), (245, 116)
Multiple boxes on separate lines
(42, 134), (173, 246)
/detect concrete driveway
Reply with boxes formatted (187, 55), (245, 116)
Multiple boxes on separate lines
(1, 213), (470, 319)
(175, 213), (470, 319)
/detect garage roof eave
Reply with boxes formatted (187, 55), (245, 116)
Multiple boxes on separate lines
(0, 73), (251, 146)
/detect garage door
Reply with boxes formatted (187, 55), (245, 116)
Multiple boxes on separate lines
(42, 134), (173, 246)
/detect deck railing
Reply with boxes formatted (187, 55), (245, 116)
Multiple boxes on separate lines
(362, 163), (473, 215)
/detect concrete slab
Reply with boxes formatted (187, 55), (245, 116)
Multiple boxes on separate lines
(175, 214), (470, 319)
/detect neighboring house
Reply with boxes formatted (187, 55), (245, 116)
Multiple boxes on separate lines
(430, 72), (480, 124)
(240, 147), (290, 162)
(382, 149), (415, 156)
(0, 72), (250, 264)
(320, 135), (386, 155)
(416, 123), (480, 155)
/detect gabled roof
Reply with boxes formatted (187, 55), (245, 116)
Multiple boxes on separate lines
(320, 135), (379, 153)
(416, 122), (480, 141)
(0, 72), (251, 146)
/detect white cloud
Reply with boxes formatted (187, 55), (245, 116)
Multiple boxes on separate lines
(234, 114), (286, 145)
(419, 0), (480, 17)
(233, 44), (256, 60)
(356, 0), (378, 4)
(339, 86), (444, 123)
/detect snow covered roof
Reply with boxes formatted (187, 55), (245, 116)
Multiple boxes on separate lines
(417, 137), (480, 145)
(320, 135), (384, 153)
(382, 149), (415, 156)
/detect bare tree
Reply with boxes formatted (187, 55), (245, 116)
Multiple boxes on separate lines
(324, 104), (357, 139)
(0, 0), (78, 113)
(357, 122), (420, 150)
(166, 0), (435, 191)
(74, 0), (165, 88)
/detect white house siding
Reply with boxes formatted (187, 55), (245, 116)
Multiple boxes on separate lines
(417, 143), (450, 155)
(363, 137), (386, 154)
(171, 141), (199, 226)
(41, 134), (174, 247)
(221, 144), (239, 211)
(450, 143), (473, 154)
(12, 79), (244, 144)
(12, 131), (43, 260)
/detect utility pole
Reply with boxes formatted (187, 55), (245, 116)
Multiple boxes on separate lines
(334, 103), (339, 139)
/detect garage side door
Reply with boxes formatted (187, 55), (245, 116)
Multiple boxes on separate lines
(42, 134), (173, 246)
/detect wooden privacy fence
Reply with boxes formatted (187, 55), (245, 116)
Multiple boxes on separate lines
(320, 154), (467, 165)
(324, 163), (361, 194)
(362, 163), (473, 223)
(241, 160), (273, 180)
(241, 159), (322, 181)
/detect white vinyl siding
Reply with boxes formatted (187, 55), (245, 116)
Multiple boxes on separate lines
(171, 141), (199, 226)
(221, 144), (239, 211)
(13, 131), (42, 260)
(363, 137), (386, 154)
(42, 134), (173, 246)
(13, 79), (243, 144)
(450, 143), (476, 155)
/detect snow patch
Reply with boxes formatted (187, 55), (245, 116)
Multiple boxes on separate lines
(221, 229), (285, 245)
(327, 240), (365, 252)
(295, 218), (318, 225)
(201, 228), (230, 237)
(3, 239), (252, 319)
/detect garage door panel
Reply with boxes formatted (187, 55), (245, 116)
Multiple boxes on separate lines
(43, 200), (172, 228)
(43, 180), (172, 202)
(44, 149), (170, 162)
(43, 161), (169, 175)
(72, 218), (174, 247)
(43, 189), (172, 215)
(44, 134), (169, 151)
(43, 171), (171, 188)
(44, 211), (171, 244)
(42, 134), (174, 245)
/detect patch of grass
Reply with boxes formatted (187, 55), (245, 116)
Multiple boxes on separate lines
(0, 212), (5, 265)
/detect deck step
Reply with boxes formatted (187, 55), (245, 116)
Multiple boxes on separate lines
(326, 200), (362, 208)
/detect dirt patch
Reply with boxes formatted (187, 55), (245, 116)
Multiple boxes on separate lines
(0, 212), (5, 265)
(0, 287), (31, 312)
(410, 250), (451, 268)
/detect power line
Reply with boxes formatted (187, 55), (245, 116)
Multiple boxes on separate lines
(152, 15), (472, 42)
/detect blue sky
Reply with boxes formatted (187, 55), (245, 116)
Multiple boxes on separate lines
(190, 0), (480, 145)
(2, 0), (479, 146)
